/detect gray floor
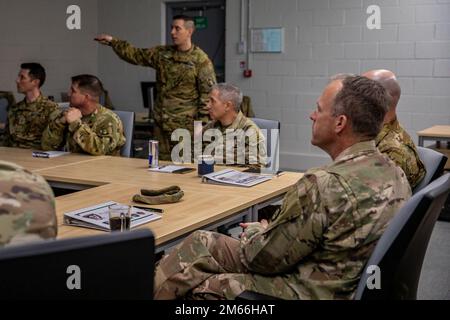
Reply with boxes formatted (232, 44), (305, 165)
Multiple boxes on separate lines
(418, 220), (450, 300)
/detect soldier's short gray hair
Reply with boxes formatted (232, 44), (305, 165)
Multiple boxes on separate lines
(212, 83), (243, 112)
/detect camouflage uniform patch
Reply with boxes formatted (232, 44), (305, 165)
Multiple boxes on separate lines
(376, 118), (426, 189)
(109, 39), (216, 159)
(0, 161), (57, 247)
(3, 95), (58, 149)
(201, 112), (267, 169)
(154, 141), (411, 300)
(41, 105), (125, 156)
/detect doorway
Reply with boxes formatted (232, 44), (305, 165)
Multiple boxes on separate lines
(166, 0), (226, 82)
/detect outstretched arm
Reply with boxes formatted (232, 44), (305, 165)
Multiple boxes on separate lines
(95, 33), (156, 68)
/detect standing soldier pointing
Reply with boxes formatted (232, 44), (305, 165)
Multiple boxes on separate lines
(95, 15), (217, 160)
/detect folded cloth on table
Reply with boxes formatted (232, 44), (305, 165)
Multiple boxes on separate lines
(133, 185), (184, 205)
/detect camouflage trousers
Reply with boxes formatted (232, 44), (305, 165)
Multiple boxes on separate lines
(153, 123), (172, 161)
(153, 122), (193, 161)
(154, 230), (298, 300)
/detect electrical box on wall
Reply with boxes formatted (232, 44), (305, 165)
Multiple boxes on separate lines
(237, 41), (246, 54)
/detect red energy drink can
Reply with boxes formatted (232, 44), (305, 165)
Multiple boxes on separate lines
(148, 140), (159, 168)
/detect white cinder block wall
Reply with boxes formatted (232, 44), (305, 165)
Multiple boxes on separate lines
(0, 0), (99, 102)
(226, 0), (450, 171)
(98, 0), (162, 112)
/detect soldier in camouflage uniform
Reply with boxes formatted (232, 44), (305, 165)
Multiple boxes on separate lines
(41, 75), (125, 156)
(3, 63), (58, 149)
(0, 160), (57, 247)
(95, 15), (217, 160)
(363, 70), (426, 190)
(198, 83), (266, 169)
(154, 75), (411, 300)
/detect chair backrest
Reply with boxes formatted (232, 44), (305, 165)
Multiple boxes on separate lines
(0, 92), (15, 133)
(413, 146), (447, 193)
(355, 173), (450, 300)
(113, 110), (135, 158)
(0, 97), (8, 128)
(0, 229), (155, 300)
(141, 82), (157, 119)
(251, 117), (280, 173)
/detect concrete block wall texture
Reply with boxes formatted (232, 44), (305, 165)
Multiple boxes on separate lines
(0, 0), (99, 103)
(225, 0), (450, 170)
(0, 0), (449, 171)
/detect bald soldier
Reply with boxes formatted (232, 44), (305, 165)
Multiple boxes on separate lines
(0, 161), (57, 247)
(3, 63), (58, 149)
(154, 75), (411, 300)
(200, 83), (267, 170)
(42, 74), (125, 156)
(95, 15), (216, 160)
(363, 69), (426, 190)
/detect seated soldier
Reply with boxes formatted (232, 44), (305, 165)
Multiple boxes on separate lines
(0, 161), (57, 247)
(3, 63), (58, 149)
(363, 69), (426, 189)
(198, 83), (267, 170)
(153, 75), (411, 300)
(41, 74), (125, 156)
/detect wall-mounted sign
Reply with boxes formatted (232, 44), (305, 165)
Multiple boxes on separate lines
(250, 27), (284, 53)
(194, 17), (208, 30)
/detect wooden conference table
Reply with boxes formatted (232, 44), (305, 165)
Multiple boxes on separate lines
(0, 147), (303, 250)
(417, 125), (450, 147)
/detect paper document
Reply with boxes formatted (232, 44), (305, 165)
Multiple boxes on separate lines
(149, 165), (194, 174)
(63, 201), (161, 232)
(202, 169), (272, 187)
(32, 150), (70, 158)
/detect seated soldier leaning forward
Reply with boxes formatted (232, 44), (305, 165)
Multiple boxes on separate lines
(41, 74), (125, 156)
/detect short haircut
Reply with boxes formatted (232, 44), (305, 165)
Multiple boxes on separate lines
(173, 14), (195, 30)
(71, 74), (104, 99)
(332, 75), (388, 139)
(212, 83), (243, 112)
(20, 63), (46, 88)
(330, 73), (357, 81)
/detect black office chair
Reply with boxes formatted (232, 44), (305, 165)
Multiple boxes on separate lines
(113, 110), (135, 158)
(251, 118), (280, 173)
(413, 146), (447, 194)
(237, 173), (450, 300)
(0, 229), (155, 300)
(0, 91), (15, 135)
(355, 173), (450, 299)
